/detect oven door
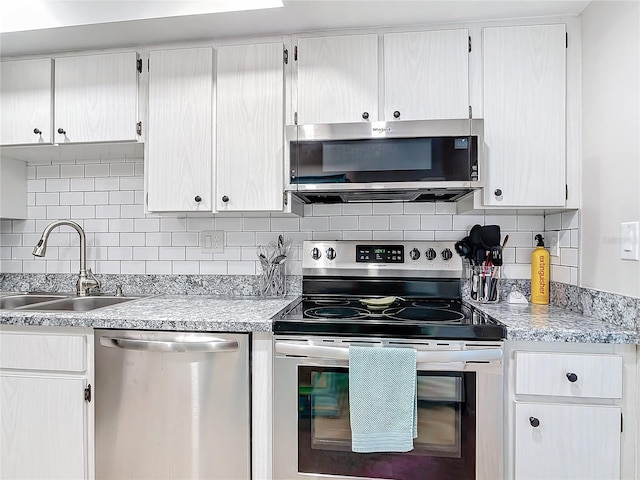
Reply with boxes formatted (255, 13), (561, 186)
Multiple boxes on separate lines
(273, 337), (503, 480)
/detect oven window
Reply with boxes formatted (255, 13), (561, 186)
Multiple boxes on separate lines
(297, 367), (476, 480)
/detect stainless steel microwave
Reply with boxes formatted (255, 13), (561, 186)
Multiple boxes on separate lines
(285, 119), (483, 203)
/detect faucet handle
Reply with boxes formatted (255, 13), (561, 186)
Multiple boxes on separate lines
(115, 284), (124, 297)
(86, 268), (101, 292)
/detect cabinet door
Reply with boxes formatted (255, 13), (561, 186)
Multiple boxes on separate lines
(54, 51), (139, 143)
(147, 47), (213, 212)
(297, 34), (378, 124)
(1, 375), (88, 479)
(515, 402), (620, 480)
(216, 43), (284, 211)
(483, 24), (566, 207)
(1, 58), (54, 145)
(384, 29), (469, 121)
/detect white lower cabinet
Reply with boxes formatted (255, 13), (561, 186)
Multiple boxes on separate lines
(0, 327), (94, 479)
(514, 402), (621, 480)
(507, 341), (636, 480)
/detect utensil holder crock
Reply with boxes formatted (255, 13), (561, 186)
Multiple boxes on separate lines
(468, 265), (500, 303)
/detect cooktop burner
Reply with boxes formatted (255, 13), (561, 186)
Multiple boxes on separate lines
(273, 240), (506, 340)
(274, 296), (505, 340)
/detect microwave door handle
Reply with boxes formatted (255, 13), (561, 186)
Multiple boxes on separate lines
(274, 342), (502, 363)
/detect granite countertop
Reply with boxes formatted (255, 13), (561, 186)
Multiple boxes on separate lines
(469, 300), (640, 344)
(2, 293), (639, 344)
(0, 295), (294, 332)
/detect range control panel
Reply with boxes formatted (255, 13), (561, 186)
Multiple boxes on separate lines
(303, 240), (462, 277)
(356, 245), (404, 263)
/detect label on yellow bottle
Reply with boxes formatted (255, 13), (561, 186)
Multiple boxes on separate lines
(531, 246), (550, 304)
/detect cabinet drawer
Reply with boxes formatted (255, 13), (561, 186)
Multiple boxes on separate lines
(0, 333), (86, 372)
(515, 352), (622, 398)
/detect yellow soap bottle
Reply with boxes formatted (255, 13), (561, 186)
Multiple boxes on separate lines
(531, 234), (550, 304)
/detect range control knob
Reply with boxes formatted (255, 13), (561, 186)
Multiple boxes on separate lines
(326, 247), (336, 260)
(409, 248), (420, 261)
(441, 248), (453, 261)
(425, 248), (437, 261)
(311, 247), (321, 260)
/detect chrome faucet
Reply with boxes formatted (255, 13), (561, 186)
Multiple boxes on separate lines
(32, 219), (101, 296)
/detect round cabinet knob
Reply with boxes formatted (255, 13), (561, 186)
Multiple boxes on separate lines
(393, 110), (401, 119)
(57, 128), (66, 135)
(409, 248), (420, 261)
(311, 247), (321, 260)
(362, 112), (369, 120)
(441, 248), (453, 261)
(33, 128), (42, 135)
(326, 248), (336, 260)
(426, 248), (437, 261)
(494, 189), (503, 197)
(221, 195), (229, 203)
(194, 195), (202, 203)
(529, 417), (540, 428)
(566, 372), (578, 383)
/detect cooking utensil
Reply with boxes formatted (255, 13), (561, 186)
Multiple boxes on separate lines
(480, 225), (501, 250)
(469, 224), (483, 265)
(501, 234), (509, 249)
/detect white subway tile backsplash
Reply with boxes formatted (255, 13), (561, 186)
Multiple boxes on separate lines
(312, 204), (342, 216)
(342, 203), (373, 215)
(134, 218), (160, 232)
(359, 215), (389, 231)
(403, 203), (435, 215)
(421, 215), (453, 231)
(109, 219), (134, 233)
(389, 215), (420, 231)
(95, 178), (120, 191)
(85, 164), (110, 177)
(133, 246), (158, 261)
(172, 261), (200, 275)
(146, 261), (172, 274)
(172, 232), (199, 247)
(330, 215), (359, 231)
(36, 165), (60, 178)
(403, 230), (435, 241)
(47, 205), (71, 219)
(270, 217), (300, 232)
(551, 265), (572, 284)
(71, 178), (95, 191)
(36, 192), (59, 205)
(110, 163), (135, 177)
(373, 203), (403, 215)
(0, 158), (579, 280)
(28, 179), (46, 192)
(60, 165), (85, 178)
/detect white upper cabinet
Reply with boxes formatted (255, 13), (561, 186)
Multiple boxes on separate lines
(383, 29), (469, 121)
(482, 24), (566, 207)
(54, 51), (139, 143)
(0, 58), (54, 145)
(147, 47), (213, 212)
(216, 43), (284, 211)
(297, 34), (379, 124)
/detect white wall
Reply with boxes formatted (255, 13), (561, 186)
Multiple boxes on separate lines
(0, 156), (548, 281)
(581, 0), (640, 298)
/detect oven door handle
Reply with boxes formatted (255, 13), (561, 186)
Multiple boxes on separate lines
(275, 342), (502, 363)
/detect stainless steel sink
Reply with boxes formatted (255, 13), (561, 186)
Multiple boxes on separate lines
(1, 294), (145, 312)
(0, 294), (68, 309)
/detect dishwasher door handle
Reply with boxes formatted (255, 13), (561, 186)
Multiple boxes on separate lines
(100, 336), (239, 353)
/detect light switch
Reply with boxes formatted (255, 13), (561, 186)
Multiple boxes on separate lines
(621, 222), (639, 261)
(201, 230), (224, 254)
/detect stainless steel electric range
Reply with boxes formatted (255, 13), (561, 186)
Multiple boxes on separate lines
(273, 241), (506, 480)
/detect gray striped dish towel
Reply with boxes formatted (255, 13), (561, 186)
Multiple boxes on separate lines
(348, 345), (417, 453)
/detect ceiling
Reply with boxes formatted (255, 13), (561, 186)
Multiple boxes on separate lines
(0, 0), (590, 57)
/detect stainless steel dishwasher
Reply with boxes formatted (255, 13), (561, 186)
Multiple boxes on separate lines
(94, 330), (250, 479)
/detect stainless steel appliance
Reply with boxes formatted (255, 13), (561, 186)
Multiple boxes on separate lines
(95, 330), (250, 480)
(285, 119), (483, 203)
(273, 241), (505, 480)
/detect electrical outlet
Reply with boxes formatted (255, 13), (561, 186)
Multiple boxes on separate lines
(547, 231), (560, 257)
(621, 222), (639, 261)
(201, 230), (224, 254)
